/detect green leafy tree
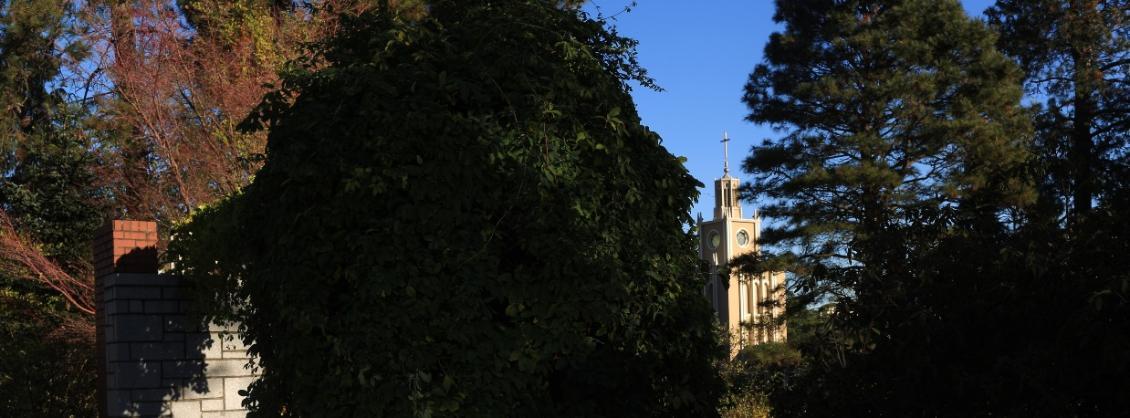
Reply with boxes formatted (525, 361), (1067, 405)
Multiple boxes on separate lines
(1, 106), (104, 274)
(0, 1), (101, 416)
(720, 342), (805, 418)
(171, 1), (723, 416)
(740, 0), (1035, 415)
(1, 0), (103, 269)
(0, 287), (98, 417)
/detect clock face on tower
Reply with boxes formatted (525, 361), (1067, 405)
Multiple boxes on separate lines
(709, 231), (721, 249)
(737, 230), (749, 246)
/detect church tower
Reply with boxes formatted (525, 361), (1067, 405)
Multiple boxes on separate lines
(698, 132), (786, 357)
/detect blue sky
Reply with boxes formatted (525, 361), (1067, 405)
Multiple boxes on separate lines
(586, 0), (997, 220)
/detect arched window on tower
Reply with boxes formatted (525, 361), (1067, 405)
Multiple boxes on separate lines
(746, 276), (754, 322)
(754, 280), (762, 317)
(763, 282), (772, 318)
(738, 279), (745, 320)
(766, 275), (772, 315)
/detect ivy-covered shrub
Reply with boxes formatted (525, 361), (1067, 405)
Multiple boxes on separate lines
(170, 1), (724, 416)
(720, 342), (806, 418)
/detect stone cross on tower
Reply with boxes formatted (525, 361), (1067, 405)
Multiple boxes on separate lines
(722, 131), (730, 176)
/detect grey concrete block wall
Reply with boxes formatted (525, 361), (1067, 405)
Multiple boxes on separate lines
(97, 273), (260, 417)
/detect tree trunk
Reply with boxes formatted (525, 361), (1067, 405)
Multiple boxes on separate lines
(1071, 79), (1095, 219)
(1068, 0), (1099, 222)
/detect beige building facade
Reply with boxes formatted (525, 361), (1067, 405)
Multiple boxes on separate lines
(698, 143), (786, 357)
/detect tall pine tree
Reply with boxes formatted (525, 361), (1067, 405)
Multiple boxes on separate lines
(985, 2), (1130, 414)
(987, 0), (1129, 223)
(740, 0), (1034, 415)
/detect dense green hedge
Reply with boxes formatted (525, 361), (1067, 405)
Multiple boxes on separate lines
(170, 2), (724, 416)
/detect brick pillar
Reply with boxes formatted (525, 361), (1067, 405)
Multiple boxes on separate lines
(95, 220), (158, 418)
(93, 220), (158, 278)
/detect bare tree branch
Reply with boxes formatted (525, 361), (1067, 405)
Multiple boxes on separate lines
(0, 210), (95, 316)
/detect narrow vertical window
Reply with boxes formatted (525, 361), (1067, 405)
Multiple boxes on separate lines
(747, 277), (754, 319)
(739, 280), (747, 320)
